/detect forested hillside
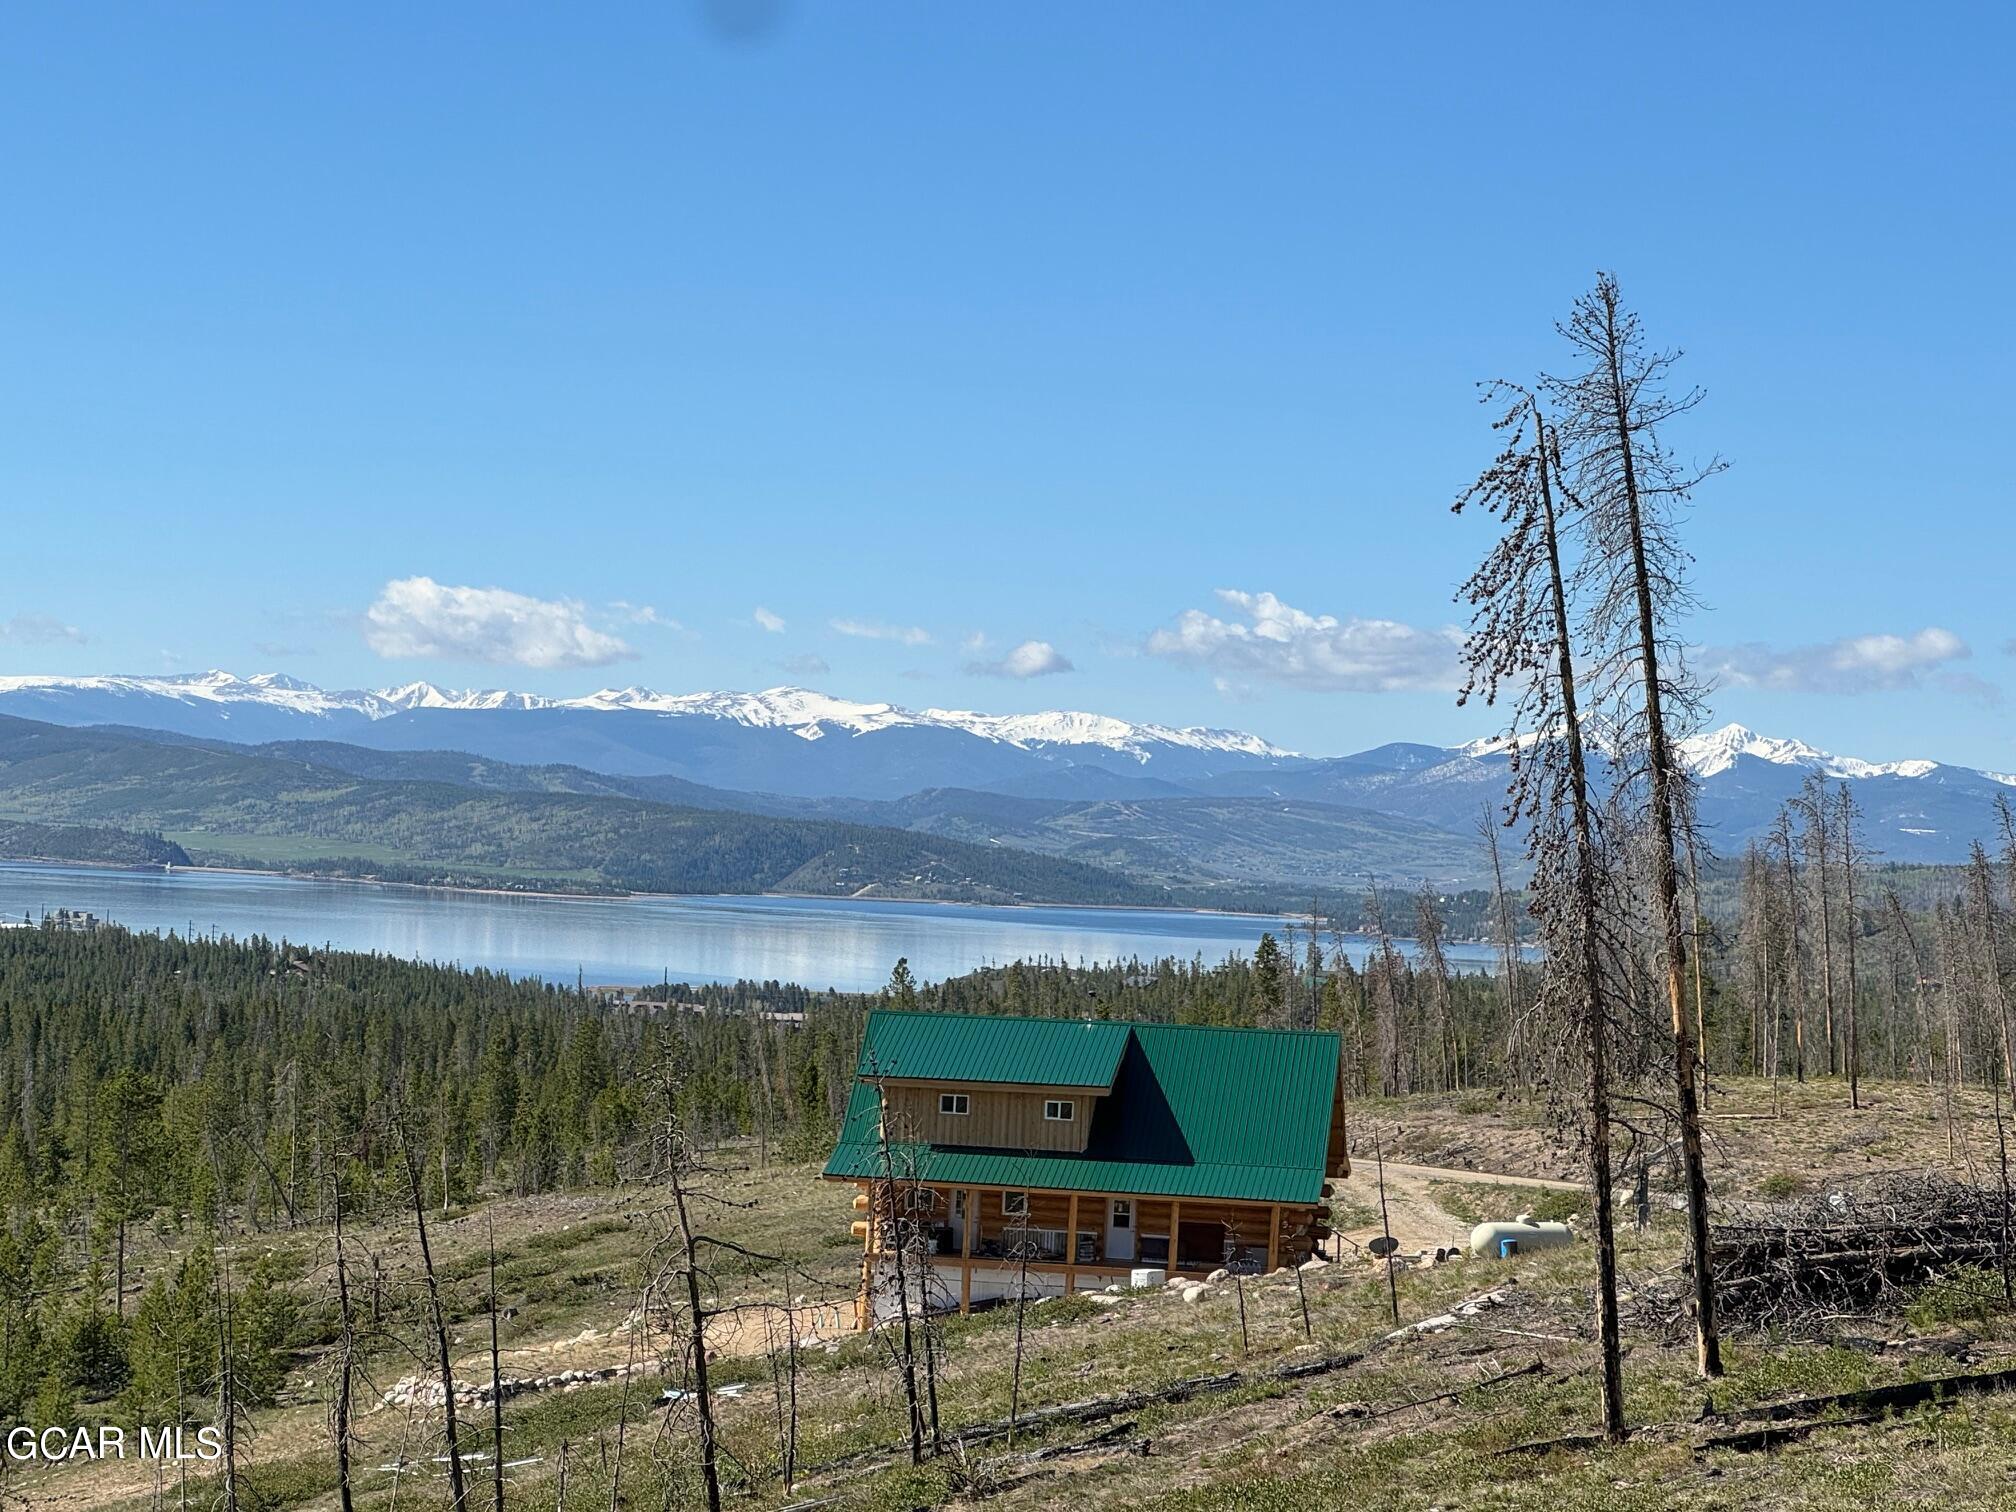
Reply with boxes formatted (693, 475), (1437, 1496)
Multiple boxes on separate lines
(0, 717), (1161, 904)
(0, 820), (189, 868)
(87, 726), (1502, 892)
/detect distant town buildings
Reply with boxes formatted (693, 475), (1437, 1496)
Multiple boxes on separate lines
(0, 908), (104, 933)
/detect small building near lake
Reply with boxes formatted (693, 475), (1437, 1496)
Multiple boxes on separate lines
(823, 1009), (1350, 1326)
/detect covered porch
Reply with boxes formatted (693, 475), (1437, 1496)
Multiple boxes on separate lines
(856, 1179), (1325, 1323)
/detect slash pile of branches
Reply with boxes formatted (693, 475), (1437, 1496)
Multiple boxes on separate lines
(1704, 1174), (2012, 1330)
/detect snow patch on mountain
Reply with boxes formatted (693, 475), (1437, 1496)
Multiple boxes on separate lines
(1460, 722), (1947, 783)
(1676, 724), (1941, 780)
(0, 670), (398, 719)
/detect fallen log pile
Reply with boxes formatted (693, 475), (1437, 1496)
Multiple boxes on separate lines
(1705, 1174), (2011, 1329)
(1502, 1358), (2016, 1458)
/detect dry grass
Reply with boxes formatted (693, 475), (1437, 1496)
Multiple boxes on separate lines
(26, 1076), (2016, 1512)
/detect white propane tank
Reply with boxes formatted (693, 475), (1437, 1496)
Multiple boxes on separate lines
(1468, 1220), (1574, 1259)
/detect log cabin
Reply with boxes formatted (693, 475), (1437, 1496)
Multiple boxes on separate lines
(823, 1009), (1350, 1327)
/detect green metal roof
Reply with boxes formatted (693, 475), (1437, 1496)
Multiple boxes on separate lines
(824, 1011), (1341, 1204)
(852, 1010), (1131, 1089)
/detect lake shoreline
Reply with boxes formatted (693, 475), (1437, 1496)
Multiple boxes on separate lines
(166, 861), (1300, 923)
(0, 858), (1526, 992)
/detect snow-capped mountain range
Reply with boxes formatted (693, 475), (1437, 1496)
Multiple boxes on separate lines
(1673, 723), (1956, 783)
(0, 671), (1290, 761)
(0, 670), (2009, 860)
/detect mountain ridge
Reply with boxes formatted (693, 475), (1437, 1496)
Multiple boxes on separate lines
(1, 671), (2010, 862)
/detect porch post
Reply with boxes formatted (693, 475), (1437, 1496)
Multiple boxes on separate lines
(1266, 1203), (1281, 1272)
(1065, 1193), (1080, 1295)
(1169, 1199), (1183, 1271)
(960, 1186), (976, 1315)
(857, 1180), (876, 1332)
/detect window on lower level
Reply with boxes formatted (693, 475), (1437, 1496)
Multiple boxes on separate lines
(1002, 1190), (1028, 1215)
(1111, 1199), (1132, 1228)
(1044, 1098), (1075, 1122)
(939, 1092), (970, 1116)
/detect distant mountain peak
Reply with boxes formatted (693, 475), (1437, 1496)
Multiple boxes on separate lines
(1676, 722), (1940, 781)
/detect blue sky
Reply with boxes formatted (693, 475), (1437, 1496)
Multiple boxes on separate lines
(2, 4), (2011, 764)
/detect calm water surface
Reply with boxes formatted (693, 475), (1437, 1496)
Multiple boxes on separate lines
(0, 862), (1509, 991)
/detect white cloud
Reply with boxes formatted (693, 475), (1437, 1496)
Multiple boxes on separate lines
(831, 617), (932, 646)
(1146, 590), (1463, 693)
(777, 652), (830, 677)
(364, 576), (634, 669)
(753, 606), (786, 634)
(611, 600), (680, 629)
(1705, 627), (1979, 695)
(967, 640), (1075, 679)
(0, 614), (86, 646)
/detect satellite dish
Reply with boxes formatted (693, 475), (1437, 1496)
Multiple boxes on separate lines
(1368, 1235), (1399, 1257)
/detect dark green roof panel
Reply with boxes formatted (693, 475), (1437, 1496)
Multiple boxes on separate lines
(855, 1010), (1131, 1089)
(824, 1011), (1341, 1204)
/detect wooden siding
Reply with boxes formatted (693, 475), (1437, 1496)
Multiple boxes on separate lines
(882, 1085), (1099, 1153)
(1327, 1061), (1351, 1177)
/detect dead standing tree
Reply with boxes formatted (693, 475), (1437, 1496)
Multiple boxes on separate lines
(487, 1220), (506, 1512)
(1361, 890), (1408, 1096)
(1454, 378), (1628, 1440)
(1774, 808), (1809, 1082)
(636, 1039), (794, 1512)
(1413, 889), (1459, 1092)
(1793, 775), (1841, 1079)
(1548, 270), (1727, 1379)
(1003, 1198), (1040, 1445)
(327, 1143), (364, 1512)
(1836, 783), (1868, 1108)
(860, 1056), (929, 1466)
(397, 1115), (471, 1512)
(874, 1103), (951, 1459)
(1480, 805), (1530, 1088)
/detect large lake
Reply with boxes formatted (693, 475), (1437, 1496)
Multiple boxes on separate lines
(0, 862), (1511, 992)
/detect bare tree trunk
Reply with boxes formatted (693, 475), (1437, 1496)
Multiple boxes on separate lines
(667, 1157), (723, 1512)
(1534, 431), (1627, 1436)
(1373, 1131), (1399, 1326)
(331, 1169), (358, 1512)
(1777, 812), (1807, 1082)
(1008, 1213), (1033, 1445)
(401, 1124), (469, 1512)
(1625, 486), (1723, 1379)
(1686, 834), (1711, 1101)
(489, 1220), (506, 1512)
(867, 1074), (926, 1466)
(606, 1325), (636, 1512)
(1803, 781), (1838, 1077)
(213, 1247), (241, 1512)
(751, 1019), (772, 1171)
(1481, 807), (1526, 1086)
(1995, 1076), (2013, 1305)
(1837, 786), (1863, 1109)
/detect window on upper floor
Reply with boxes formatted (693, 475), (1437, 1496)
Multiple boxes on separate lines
(939, 1092), (970, 1116)
(1044, 1098), (1074, 1122)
